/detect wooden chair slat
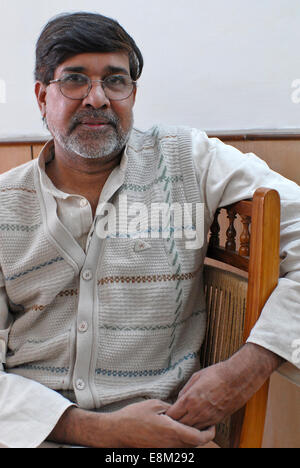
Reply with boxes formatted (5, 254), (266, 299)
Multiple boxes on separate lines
(203, 188), (280, 448)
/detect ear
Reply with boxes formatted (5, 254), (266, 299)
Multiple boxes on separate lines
(132, 85), (137, 106)
(35, 81), (47, 118)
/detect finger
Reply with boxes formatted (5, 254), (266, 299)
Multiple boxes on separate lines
(178, 379), (196, 398)
(168, 417), (216, 448)
(165, 399), (188, 421)
(178, 412), (198, 427)
(178, 371), (203, 398)
(164, 416), (212, 448)
(149, 399), (172, 413)
(195, 426), (216, 446)
(156, 401), (172, 412)
(157, 405), (172, 415)
(179, 411), (216, 432)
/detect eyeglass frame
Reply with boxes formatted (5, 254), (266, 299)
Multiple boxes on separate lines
(49, 73), (138, 102)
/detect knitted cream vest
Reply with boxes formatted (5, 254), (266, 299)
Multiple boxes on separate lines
(0, 125), (210, 410)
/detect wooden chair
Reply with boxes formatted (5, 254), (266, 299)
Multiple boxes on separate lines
(201, 187), (281, 448)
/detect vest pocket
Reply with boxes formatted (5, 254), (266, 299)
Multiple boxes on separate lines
(5, 331), (71, 373)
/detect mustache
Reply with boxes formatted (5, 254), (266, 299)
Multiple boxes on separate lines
(68, 110), (119, 133)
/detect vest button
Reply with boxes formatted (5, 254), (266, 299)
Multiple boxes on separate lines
(80, 198), (88, 208)
(78, 321), (88, 333)
(76, 379), (86, 391)
(82, 269), (93, 281)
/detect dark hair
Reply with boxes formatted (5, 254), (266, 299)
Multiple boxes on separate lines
(35, 12), (144, 84)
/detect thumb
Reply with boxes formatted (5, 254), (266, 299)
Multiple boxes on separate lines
(165, 397), (187, 421)
(178, 371), (202, 398)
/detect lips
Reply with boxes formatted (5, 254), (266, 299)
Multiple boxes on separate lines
(81, 120), (109, 126)
(81, 121), (108, 125)
(81, 119), (109, 125)
(70, 114), (116, 133)
(78, 119), (113, 131)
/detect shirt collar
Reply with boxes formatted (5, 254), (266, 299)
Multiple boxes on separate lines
(37, 138), (129, 202)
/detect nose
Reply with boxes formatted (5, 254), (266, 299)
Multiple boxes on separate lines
(82, 81), (111, 109)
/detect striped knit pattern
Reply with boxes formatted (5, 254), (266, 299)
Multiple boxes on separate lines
(0, 125), (208, 409)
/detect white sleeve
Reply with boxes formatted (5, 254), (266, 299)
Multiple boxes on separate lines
(0, 272), (74, 448)
(192, 129), (300, 369)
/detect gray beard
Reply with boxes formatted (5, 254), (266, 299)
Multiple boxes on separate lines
(54, 125), (131, 161)
(44, 112), (133, 161)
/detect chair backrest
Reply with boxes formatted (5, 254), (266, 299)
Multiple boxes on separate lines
(202, 188), (281, 448)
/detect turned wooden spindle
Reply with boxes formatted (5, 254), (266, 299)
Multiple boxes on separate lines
(209, 209), (221, 247)
(226, 208), (237, 251)
(239, 215), (251, 257)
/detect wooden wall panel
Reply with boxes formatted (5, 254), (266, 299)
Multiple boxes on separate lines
(32, 143), (46, 159)
(0, 144), (32, 174)
(0, 134), (299, 184)
(224, 139), (300, 186)
(3, 135), (300, 183)
(262, 372), (300, 448)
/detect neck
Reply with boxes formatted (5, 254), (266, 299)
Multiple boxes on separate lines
(46, 142), (122, 198)
(46, 141), (124, 214)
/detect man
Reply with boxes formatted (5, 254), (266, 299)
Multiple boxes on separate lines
(0, 12), (299, 448)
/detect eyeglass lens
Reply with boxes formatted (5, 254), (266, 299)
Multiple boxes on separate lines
(60, 74), (134, 101)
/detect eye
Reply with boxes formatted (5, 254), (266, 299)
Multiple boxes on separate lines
(105, 75), (129, 87)
(62, 74), (88, 85)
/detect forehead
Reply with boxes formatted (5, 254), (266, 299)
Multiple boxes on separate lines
(54, 51), (131, 77)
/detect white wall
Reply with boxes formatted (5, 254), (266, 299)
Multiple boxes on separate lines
(0, 0), (300, 139)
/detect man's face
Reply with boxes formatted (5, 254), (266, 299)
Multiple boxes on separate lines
(36, 52), (136, 161)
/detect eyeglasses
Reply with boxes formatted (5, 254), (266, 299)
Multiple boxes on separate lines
(49, 73), (137, 101)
